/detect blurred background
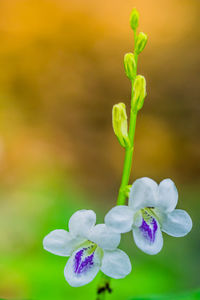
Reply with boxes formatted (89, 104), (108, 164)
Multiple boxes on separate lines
(0, 0), (200, 299)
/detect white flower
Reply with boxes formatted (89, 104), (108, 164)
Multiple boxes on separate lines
(105, 177), (192, 255)
(43, 209), (132, 287)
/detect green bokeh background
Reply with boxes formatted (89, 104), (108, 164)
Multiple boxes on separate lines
(0, 0), (199, 299)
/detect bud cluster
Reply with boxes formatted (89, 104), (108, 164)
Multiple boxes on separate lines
(112, 8), (148, 149)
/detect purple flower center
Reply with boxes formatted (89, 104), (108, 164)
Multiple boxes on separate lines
(140, 218), (158, 243)
(74, 246), (95, 275)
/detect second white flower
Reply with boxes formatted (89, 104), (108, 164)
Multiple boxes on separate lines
(105, 177), (192, 255)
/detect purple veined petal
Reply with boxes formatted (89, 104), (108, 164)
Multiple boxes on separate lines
(74, 248), (94, 275)
(132, 212), (163, 255)
(140, 218), (158, 243)
(64, 242), (103, 287)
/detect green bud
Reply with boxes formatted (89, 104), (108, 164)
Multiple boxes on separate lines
(130, 9), (139, 31)
(124, 185), (132, 197)
(132, 75), (147, 111)
(124, 53), (136, 80)
(135, 32), (148, 54)
(112, 103), (130, 148)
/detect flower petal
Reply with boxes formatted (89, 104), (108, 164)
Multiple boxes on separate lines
(101, 249), (132, 279)
(87, 224), (121, 250)
(133, 217), (163, 255)
(133, 210), (143, 227)
(68, 210), (96, 238)
(105, 205), (134, 233)
(43, 229), (84, 256)
(64, 242), (102, 287)
(158, 179), (178, 212)
(129, 177), (158, 211)
(161, 209), (192, 237)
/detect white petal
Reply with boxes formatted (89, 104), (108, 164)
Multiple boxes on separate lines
(43, 229), (84, 256)
(64, 243), (102, 287)
(68, 209), (96, 238)
(87, 224), (121, 250)
(105, 205), (134, 233)
(133, 210), (143, 227)
(129, 177), (158, 211)
(101, 249), (132, 279)
(161, 209), (192, 237)
(133, 217), (163, 255)
(158, 179), (178, 212)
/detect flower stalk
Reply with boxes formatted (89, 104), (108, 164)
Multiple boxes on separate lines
(97, 8), (147, 299)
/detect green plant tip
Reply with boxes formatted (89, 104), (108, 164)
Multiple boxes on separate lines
(130, 8), (139, 31)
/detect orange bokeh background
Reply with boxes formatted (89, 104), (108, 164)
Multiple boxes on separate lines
(0, 1), (199, 299)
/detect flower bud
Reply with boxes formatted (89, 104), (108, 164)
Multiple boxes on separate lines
(130, 9), (139, 31)
(124, 53), (136, 80)
(135, 32), (148, 54)
(124, 185), (132, 197)
(132, 75), (147, 111)
(112, 103), (130, 148)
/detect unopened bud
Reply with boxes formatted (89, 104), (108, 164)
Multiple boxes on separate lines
(112, 103), (130, 148)
(130, 9), (139, 31)
(124, 185), (132, 197)
(124, 53), (136, 80)
(135, 32), (148, 54)
(132, 75), (147, 111)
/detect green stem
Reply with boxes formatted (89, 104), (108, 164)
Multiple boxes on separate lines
(117, 108), (137, 205)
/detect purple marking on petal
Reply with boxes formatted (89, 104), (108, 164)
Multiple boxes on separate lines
(139, 218), (158, 243)
(74, 249), (84, 273)
(74, 247), (95, 275)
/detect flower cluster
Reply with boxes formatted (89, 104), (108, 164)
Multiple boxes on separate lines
(43, 177), (192, 287)
(43, 8), (193, 290)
